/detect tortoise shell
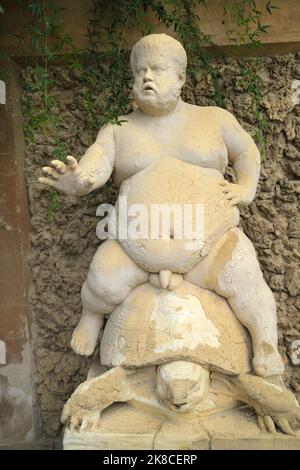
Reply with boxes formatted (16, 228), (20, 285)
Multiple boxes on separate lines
(100, 281), (252, 376)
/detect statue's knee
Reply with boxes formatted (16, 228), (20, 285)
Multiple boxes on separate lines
(81, 281), (111, 312)
(85, 261), (135, 306)
(91, 240), (123, 274)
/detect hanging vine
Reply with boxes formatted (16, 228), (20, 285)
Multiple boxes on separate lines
(18, 0), (82, 219)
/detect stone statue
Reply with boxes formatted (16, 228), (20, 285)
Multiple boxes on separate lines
(39, 34), (300, 447)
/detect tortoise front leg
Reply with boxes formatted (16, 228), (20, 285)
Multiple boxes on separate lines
(232, 373), (300, 436)
(61, 367), (135, 431)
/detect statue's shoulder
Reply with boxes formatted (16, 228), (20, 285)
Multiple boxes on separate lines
(97, 111), (135, 141)
(185, 102), (234, 120)
(111, 109), (138, 131)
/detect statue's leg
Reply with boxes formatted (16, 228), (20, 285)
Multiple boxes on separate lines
(184, 228), (284, 377)
(71, 239), (149, 355)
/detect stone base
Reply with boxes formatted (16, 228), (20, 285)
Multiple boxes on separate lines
(63, 404), (300, 450)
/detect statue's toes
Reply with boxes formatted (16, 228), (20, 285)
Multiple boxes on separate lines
(80, 417), (91, 432)
(79, 412), (101, 432)
(257, 414), (276, 433)
(253, 348), (284, 377)
(71, 328), (96, 356)
(254, 365), (266, 377)
(61, 403), (71, 423)
(70, 415), (82, 431)
(257, 415), (267, 431)
(257, 413), (299, 436)
(264, 415), (276, 433)
(276, 418), (297, 436)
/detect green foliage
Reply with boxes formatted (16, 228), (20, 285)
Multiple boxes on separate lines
(223, 0), (279, 47)
(236, 59), (270, 157)
(18, 0), (80, 61)
(18, 0), (82, 219)
(46, 190), (60, 221)
(19, 0), (83, 133)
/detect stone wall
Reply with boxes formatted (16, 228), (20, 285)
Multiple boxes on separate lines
(21, 53), (300, 438)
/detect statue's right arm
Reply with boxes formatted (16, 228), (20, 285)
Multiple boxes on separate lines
(39, 124), (115, 196)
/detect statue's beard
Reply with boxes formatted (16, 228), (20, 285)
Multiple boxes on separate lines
(133, 84), (182, 116)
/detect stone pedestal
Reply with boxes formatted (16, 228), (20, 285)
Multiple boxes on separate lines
(63, 404), (300, 450)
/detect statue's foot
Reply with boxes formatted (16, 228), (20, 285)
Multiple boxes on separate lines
(71, 312), (102, 356)
(253, 344), (284, 377)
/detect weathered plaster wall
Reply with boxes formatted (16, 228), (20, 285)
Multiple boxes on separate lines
(21, 53), (300, 438)
(0, 61), (35, 445)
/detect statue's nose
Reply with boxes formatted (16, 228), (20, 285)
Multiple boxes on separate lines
(143, 68), (153, 82)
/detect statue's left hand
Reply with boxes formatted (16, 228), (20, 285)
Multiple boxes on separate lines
(219, 181), (253, 206)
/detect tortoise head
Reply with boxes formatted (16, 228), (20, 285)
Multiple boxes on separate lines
(156, 361), (209, 412)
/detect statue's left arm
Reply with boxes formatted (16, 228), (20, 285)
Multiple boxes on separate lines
(219, 108), (261, 206)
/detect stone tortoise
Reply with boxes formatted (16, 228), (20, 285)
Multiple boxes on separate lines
(62, 280), (300, 436)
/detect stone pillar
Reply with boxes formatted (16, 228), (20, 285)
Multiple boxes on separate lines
(0, 59), (35, 447)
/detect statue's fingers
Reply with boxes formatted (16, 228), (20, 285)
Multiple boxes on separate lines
(219, 181), (229, 187)
(277, 418), (296, 436)
(264, 415), (276, 433)
(66, 155), (78, 170)
(42, 167), (60, 180)
(51, 160), (67, 174)
(38, 176), (56, 188)
(257, 415), (266, 431)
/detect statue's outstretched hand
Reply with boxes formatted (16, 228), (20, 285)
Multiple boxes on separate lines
(219, 181), (253, 206)
(39, 156), (95, 196)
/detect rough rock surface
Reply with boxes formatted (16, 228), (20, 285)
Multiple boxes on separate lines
(21, 53), (300, 437)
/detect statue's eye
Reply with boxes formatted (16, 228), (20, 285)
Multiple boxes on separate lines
(153, 65), (164, 72)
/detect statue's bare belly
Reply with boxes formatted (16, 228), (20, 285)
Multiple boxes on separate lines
(113, 156), (239, 274)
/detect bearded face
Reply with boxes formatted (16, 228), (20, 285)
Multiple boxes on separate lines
(132, 52), (185, 116)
